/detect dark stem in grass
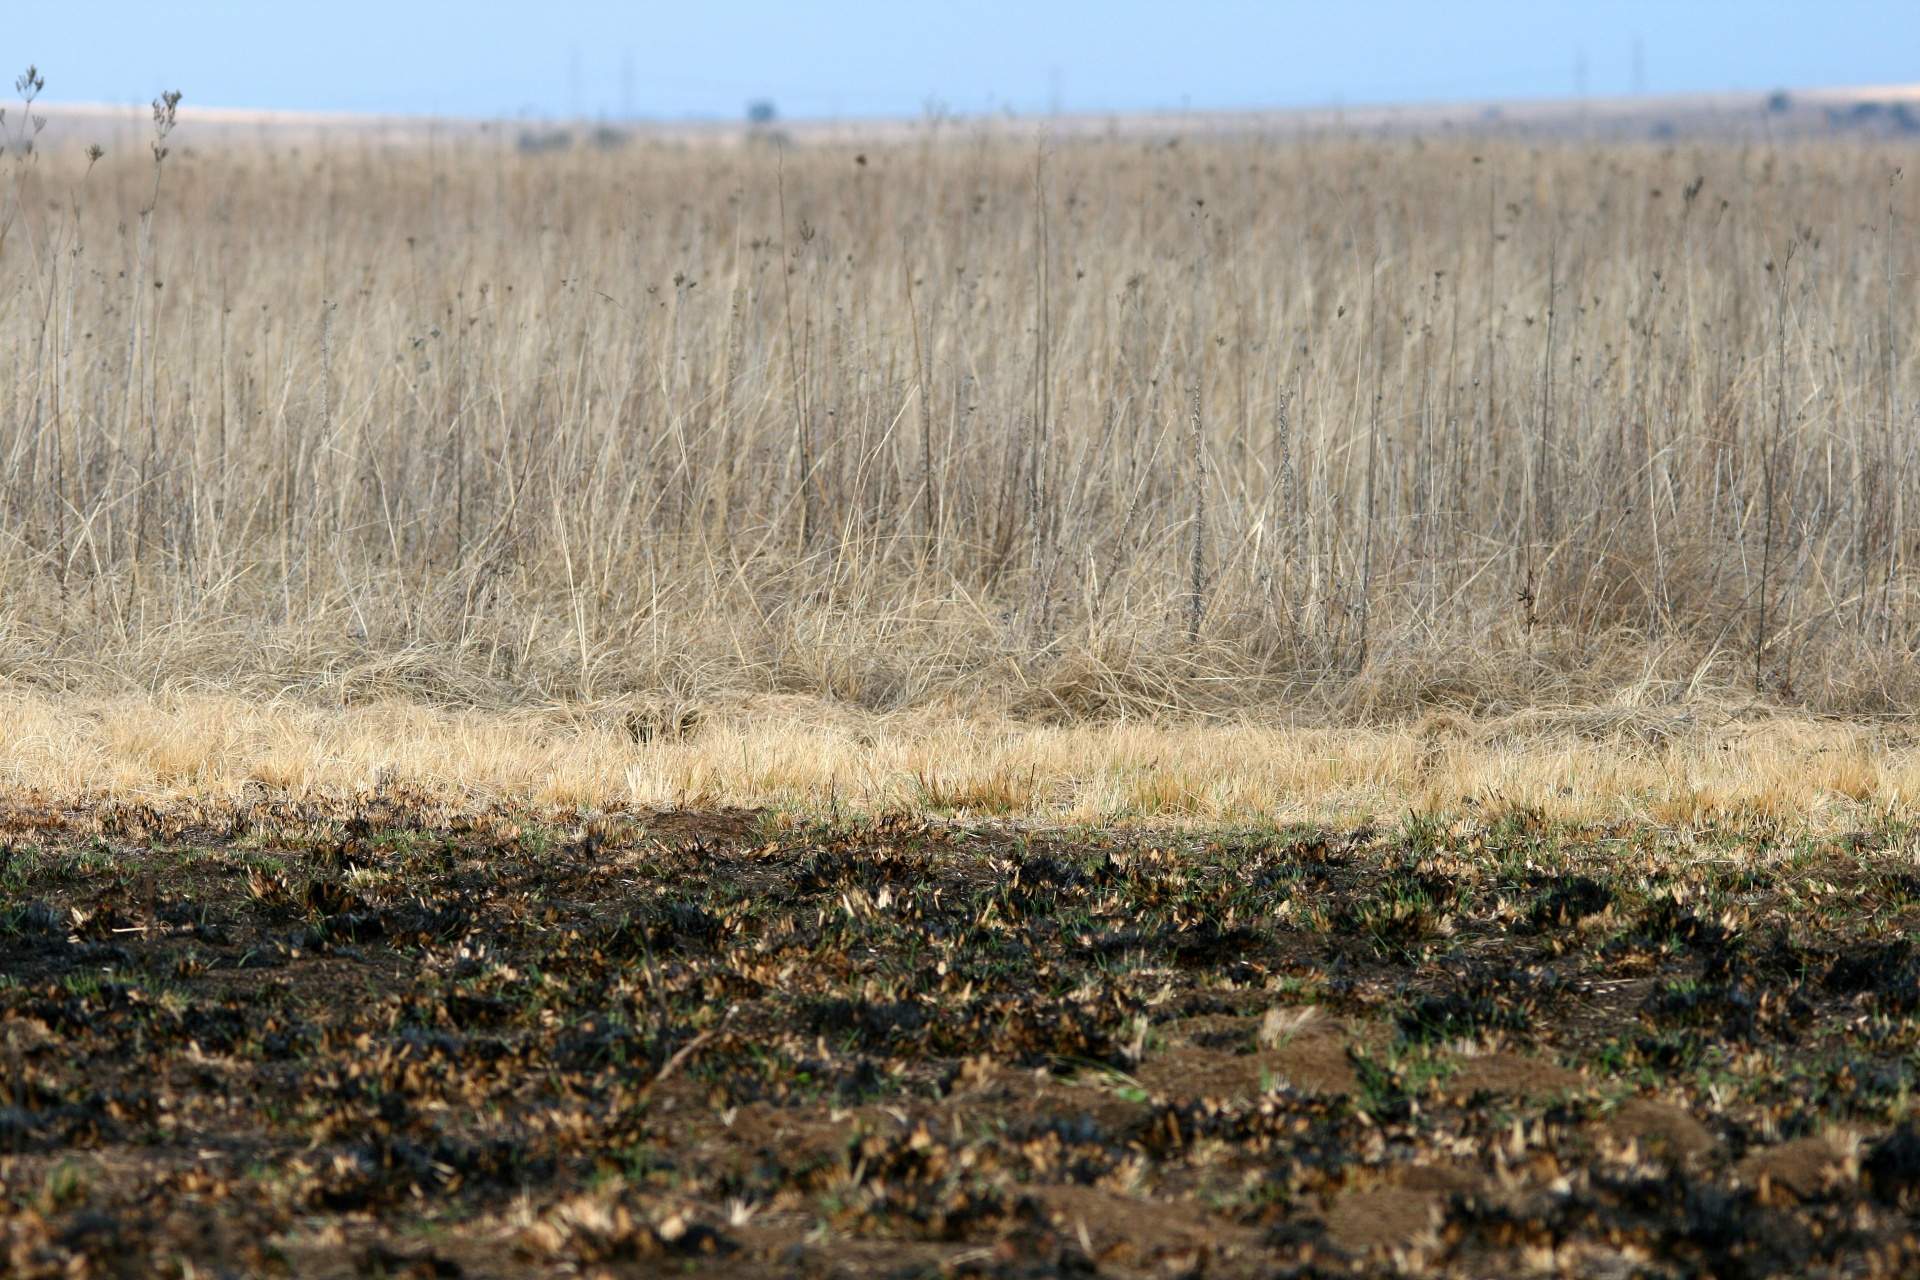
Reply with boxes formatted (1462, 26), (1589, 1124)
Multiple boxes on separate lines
(121, 89), (181, 625)
(1187, 381), (1207, 645)
(1538, 239), (1557, 550)
(54, 142), (103, 600)
(1758, 421), (1775, 695)
(1758, 241), (1794, 693)
(1523, 239), (1557, 649)
(903, 249), (936, 554)
(1273, 385), (1296, 638)
(1359, 266), (1379, 669)
(775, 150), (812, 549)
(1882, 169), (1903, 647)
(1029, 137), (1051, 639)
(1275, 386), (1295, 530)
(316, 298), (336, 544)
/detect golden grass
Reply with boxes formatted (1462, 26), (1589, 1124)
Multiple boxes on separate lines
(3, 686), (1916, 832)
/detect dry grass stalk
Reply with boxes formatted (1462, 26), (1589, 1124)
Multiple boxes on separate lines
(0, 92), (1914, 724)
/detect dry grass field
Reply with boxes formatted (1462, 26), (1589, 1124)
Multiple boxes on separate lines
(1, 102), (1919, 729)
(0, 96), (1919, 819)
(16, 83), (1920, 1278)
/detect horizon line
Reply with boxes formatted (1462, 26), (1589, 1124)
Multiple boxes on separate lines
(17, 80), (1920, 132)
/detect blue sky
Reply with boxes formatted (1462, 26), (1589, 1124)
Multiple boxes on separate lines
(9, 2), (1919, 120)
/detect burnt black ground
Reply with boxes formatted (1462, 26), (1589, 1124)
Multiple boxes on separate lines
(5, 794), (1920, 1277)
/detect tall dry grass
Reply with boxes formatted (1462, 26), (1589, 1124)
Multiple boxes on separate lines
(0, 95), (1918, 723)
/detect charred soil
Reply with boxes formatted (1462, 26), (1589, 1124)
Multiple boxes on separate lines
(4, 796), (1920, 1276)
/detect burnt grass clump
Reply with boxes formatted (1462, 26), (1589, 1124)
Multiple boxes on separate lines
(7, 802), (1920, 1275)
